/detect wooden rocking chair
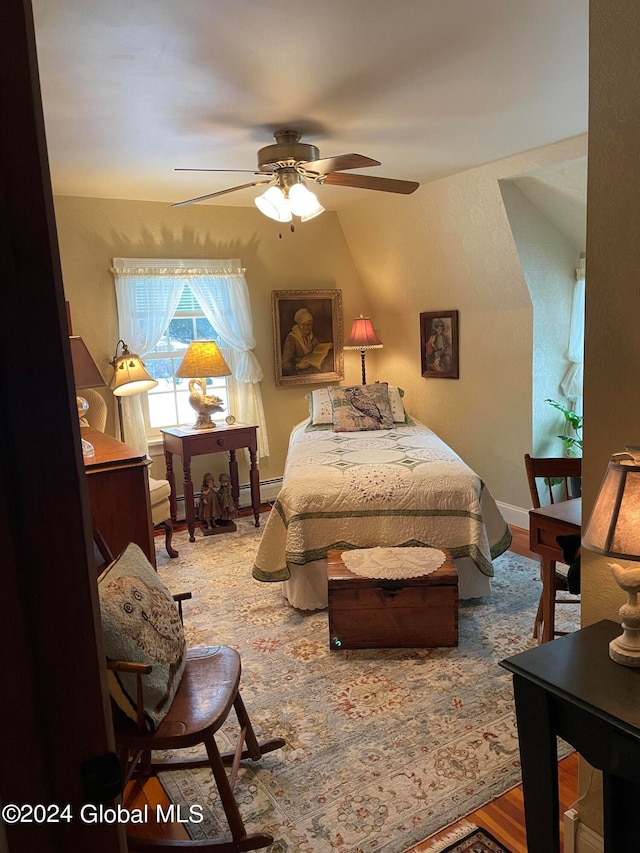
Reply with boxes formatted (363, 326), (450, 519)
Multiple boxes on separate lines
(94, 532), (285, 851)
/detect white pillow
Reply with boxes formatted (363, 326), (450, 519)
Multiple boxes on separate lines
(387, 386), (407, 423)
(307, 388), (334, 425)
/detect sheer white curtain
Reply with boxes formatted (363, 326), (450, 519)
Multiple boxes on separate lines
(559, 255), (585, 414)
(112, 259), (186, 454)
(190, 269), (269, 458)
(111, 258), (269, 458)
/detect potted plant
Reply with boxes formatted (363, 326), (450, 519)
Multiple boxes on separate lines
(545, 399), (583, 456)
(546, 399), (583, 497)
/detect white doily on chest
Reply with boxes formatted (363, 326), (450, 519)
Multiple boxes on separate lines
(341, 547), (447, 580)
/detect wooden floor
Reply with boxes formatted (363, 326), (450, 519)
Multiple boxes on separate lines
(125, 525), (578, 851)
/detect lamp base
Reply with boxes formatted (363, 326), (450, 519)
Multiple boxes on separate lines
(609, 632), (640, 666)
(187, 379), (224, 430)
(608, 561), (640, 665)
(191, 413), (218, 430)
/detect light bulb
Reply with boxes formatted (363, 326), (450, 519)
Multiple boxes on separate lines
(255, 186), (292, 222)
(289, 183), (324, 220)
(300, 199), (325, 221)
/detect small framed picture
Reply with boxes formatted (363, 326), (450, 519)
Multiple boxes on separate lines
(420, 310), (459, 379)
(272, 289), (344, 387)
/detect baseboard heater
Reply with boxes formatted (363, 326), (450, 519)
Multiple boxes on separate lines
(239, 478), (282, 503)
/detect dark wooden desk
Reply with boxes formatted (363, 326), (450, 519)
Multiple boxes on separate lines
(501, 621), (640, 853)
(83, 427), (155, 567)
(161, 423), (260, 542)
(529, 497), (581, 643)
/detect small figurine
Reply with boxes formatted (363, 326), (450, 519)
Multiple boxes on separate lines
(197, 472), (221, 531)
(217, 472), (238, 525)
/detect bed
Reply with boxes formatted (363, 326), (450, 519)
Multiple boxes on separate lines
(252, 385), (512, 610)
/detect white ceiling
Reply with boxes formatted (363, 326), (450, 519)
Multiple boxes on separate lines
(32, 0), (589, 211)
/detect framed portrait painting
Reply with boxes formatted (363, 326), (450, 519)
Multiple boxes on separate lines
(272, 289), (344, 387)
(420, 310), (459, 379)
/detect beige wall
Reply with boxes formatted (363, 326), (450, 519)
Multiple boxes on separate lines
(56, 135), (587, 509)
(500, 179), (579, 458)
(54, 196), (370, 486)
(578, 0), (640, 836)
(338, 135), (587, 510)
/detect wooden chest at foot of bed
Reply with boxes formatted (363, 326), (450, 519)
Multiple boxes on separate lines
(327, 549), (458, 650)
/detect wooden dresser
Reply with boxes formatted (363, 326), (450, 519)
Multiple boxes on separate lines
(83, 427), (155, 567)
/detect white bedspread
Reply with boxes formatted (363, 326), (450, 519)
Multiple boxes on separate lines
(253, 418), (511, 608)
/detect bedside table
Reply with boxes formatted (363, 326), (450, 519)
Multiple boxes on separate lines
(161, 423), (261, 541)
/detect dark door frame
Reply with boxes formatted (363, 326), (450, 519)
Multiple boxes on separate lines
(0, 2), (125, 850)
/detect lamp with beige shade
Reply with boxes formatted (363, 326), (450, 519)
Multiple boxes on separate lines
(110, 340), (158, 441)
(109, 339), (178, 559)
(175, 340), (232, 431)
(583, 450), (640, 666)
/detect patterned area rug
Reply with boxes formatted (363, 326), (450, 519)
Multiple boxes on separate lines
(423, 824), (512, 852)
(155, 517), (577, 853)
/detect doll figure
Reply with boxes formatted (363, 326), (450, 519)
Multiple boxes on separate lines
(217, 472), (238, 524)
(197, 472), (221, 530)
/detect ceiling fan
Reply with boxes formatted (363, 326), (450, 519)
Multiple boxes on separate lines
(172, 129), (420, 222)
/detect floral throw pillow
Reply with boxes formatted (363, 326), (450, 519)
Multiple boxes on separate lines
(329, 383), (394, 432)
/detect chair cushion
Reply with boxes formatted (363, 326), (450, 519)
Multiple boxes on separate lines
(148, 477), (171, 506)
(98, 543), (186, 731)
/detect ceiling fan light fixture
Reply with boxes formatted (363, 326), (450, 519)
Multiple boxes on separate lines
(288, 182), (324, 220)
(255, 186), (292, 222)
(300, 200), (325, 222)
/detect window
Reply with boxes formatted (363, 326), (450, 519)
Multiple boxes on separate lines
(112, 257), (269, 460)
(141, 285), (237, 439)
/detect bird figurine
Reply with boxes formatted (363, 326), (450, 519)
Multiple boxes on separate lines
(346, 387), (383, 423)
(187, 378), (225, 430)
(610, 562), (640, 594)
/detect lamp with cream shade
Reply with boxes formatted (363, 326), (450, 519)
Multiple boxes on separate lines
(175, 340), (232, 431)
(583, 450), (640, 666)
(110, 340), (158, 442)
(344, 315), (383, 384)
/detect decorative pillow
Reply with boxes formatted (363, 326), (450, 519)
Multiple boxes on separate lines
(329, 383), (394, 432)
(387, 386), (407, 423)
(306, 388), (334, 425)
(98, 543), (186, 731)
(309, 384), (406, 425)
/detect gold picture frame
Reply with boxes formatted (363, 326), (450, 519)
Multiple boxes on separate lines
(272, 289), (344, 386)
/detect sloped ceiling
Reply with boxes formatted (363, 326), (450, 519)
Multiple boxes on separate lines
(511, 159), (587, 252)
(32, 0), (588, 210)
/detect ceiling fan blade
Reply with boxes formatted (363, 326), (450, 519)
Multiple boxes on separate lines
(175, 168), (272, 175)
(172, 180), (272, 207)
(301, 153), (381, 175)
(322, 172), (420, 194)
